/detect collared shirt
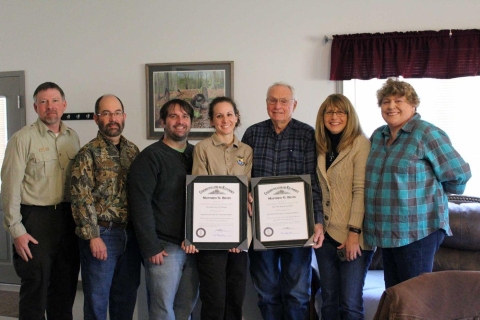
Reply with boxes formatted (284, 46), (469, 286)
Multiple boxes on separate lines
(364, 113), (471, 248)
(1, 118), (80, 238)
(192, 133), (252, 177)
(193, 133), (253, 245)
(71, 132), (139, 240)
(242, 118), (323, 224)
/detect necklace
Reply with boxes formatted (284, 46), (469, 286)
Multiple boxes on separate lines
(329, 151), (335, 162)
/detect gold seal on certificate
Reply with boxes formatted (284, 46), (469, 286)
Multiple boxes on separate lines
(185, 175), (249, 250)
(251, 175), (316, 250)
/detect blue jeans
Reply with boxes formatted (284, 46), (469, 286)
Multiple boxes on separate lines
(249, 247), (312, 320)
(381, 229), (445, 288)
(80, 227), (141, 320)
(144, 241), (199, 320)
(314, 234), (374, 320)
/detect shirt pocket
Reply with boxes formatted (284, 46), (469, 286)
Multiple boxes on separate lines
(289, 149), (304, 175)
(32, 151), (59, 178)
(66, 148), (78, 160)
(388, 150), (430, 185)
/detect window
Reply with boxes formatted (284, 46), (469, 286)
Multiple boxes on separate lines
(343, 77), (480, 196)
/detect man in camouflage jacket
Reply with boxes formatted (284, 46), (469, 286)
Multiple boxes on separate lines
(71, 94), (141, 320)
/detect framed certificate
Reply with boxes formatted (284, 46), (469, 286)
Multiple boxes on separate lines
(251, 175), (316, 250)
(185, 175), (249, 250)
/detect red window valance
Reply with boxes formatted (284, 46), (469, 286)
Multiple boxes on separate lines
(330, 29), (480, 80)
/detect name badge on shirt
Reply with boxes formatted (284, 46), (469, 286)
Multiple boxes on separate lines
(39, 147), (50, 152)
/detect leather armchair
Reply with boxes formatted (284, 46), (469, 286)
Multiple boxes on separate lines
(374, 270), (480, 320)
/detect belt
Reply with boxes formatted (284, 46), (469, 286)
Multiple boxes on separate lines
(22, 202), (71, 211)
(97, 220), (128, 229)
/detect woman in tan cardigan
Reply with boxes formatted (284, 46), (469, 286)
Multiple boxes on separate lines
(314, 94), (374, 320)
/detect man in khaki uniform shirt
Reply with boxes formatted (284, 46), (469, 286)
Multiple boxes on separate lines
(1, 82), (80, 319)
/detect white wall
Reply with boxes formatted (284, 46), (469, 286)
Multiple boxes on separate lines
(2, 0), (479, 149)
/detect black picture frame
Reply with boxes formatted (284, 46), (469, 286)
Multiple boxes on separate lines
(185, 175), (248, 250)
(146, 61), (234, 139)
(251, 175), (316, 250)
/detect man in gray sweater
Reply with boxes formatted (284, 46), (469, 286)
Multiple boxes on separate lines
(129, 99), (199, 320)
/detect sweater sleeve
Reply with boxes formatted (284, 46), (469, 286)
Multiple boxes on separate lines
(348, 136), (370, 229)
(128, 148), (165, 258)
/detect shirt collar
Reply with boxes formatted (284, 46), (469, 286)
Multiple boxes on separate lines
(382, 113), (421, 136)
(211, 132), (240, 148)
(35, 118), (70, 136)
(269, 118), (294, 138)
(402, 113), (421, 133)
(97, 130), (125, 144)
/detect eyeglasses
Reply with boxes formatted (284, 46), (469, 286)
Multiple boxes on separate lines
(97, 111), (124, 118)
(266, 98), (295, 106)
(324, 110), (347, 117)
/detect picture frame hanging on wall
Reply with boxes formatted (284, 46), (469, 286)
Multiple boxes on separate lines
(145, 61), (234, 139)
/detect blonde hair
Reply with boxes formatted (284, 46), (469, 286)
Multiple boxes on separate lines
(315, 94), (364, 154)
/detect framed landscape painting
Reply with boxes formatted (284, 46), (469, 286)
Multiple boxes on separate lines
(146, 61), (234, 139)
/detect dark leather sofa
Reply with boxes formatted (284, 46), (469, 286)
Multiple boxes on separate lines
(372, 195), (480, 320)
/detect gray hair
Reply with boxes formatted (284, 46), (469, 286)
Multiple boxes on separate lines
(266, 82), (297, 100)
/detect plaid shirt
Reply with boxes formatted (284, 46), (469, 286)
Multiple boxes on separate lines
(364, 114), (471, 248)
(242, 118), (323, 224)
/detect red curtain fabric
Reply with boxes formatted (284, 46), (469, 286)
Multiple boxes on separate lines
(330, 29), (480, 80)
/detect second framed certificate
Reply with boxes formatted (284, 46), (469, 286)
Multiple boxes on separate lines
(251, 175), (316, 250)
(185, 175), (249, 250)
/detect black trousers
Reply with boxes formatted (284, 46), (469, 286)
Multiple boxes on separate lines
(195, 250), (248, 320)
(14, 204), (80, 320)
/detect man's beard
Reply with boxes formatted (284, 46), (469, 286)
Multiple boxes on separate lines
(41, 111), (59, 125)
(164, 125), (189, 142)
(99, 120), (124, 137)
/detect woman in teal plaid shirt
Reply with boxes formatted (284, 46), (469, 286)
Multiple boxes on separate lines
(364, 78), (471, 289)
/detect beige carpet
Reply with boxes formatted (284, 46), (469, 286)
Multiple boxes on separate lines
(0, 290), (19, 318)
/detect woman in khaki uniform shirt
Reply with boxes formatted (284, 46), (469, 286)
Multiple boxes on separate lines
(183, 96), (252, 320)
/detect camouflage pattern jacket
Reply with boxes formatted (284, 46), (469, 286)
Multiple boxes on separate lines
(71, 132), (139, 240)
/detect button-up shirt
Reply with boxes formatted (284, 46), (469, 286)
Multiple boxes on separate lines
(1, 118), (80, 238)
(364, 114), (471, 248)
(193, 133), (252, 177)
(242, 118), (323, 224)
(193, 133), (253, 245)
(70, 132), (139, 240)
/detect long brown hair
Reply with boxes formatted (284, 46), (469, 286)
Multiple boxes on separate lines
(315, 94), (364, 154)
